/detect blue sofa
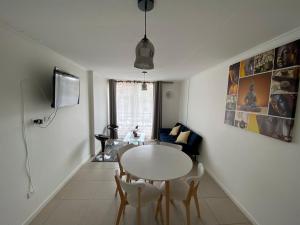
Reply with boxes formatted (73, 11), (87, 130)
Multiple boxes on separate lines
(159, 122), (202, 156)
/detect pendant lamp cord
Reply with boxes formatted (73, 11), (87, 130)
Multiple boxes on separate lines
(144, 0), (147, 37)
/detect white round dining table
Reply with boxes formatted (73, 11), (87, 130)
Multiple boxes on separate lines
(121, 144), (193, 225)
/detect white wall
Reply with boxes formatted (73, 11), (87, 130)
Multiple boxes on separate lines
(180, 27), (300, 225)
(92, 74), (108, 154)
(161, 82), (181, 128)
(0, 25), (91, 225)
(178, 80), (190, 125)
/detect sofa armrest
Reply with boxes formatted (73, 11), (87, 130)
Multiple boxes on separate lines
(188, 133), (202, 147)
(160, 128), (171, 134)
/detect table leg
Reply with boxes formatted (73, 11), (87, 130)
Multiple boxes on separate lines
(165, 180), (170, 225)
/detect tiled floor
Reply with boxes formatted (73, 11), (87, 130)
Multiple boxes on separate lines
(30, 161), (252, 225)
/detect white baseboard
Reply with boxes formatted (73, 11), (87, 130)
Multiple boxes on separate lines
(205, 167), (260, 225)
(22, 154), (92, 225)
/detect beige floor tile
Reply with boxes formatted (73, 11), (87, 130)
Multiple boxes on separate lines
(197, 199), (219, 225)
(205, 198), (250, 225)
(157, 199), (205, 225)
(30, 199), (60, 225)
(71, 168), (116, 181)
(78, 199), (119, 225)
(113, 203), (163, 225)
(55, 181), (95, 199)
(43, 200), (88, 225)
(81, 162), (118, 170)
(30, 160), (251, 225)
(198, 175), (227, 198)
(93, 181), (117, 199)
(56, 180), (115, 200)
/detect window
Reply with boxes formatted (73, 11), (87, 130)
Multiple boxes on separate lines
(116, 82), (153, 139)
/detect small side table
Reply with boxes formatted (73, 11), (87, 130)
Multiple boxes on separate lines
(94, 134), (110, 161)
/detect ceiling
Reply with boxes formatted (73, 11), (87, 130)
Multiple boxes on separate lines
(1, 0), (300, 80)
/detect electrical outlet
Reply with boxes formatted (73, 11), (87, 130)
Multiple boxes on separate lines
(33, 119), (43, 125)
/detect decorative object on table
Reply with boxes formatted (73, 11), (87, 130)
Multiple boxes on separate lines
(92, 141), (128, 162)
(224, 39), (300, 142)
(124, 131), (145, 145)
(134, 0), (155, 70)
(133, 125), (139, 137)
(141, 71), (148, 91)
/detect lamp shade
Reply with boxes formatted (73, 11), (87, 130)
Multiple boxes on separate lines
(134, 36), (154, 70)
(141, 82), (147, 91)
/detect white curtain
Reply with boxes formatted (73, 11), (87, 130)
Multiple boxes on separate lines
(116, 82), (154, 139)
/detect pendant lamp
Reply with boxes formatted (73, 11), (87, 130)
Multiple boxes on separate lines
(134, 0), (155, 70)
(141, 71), (147, 91)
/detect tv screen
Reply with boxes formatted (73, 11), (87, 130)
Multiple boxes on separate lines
(51, 67), (80, 108)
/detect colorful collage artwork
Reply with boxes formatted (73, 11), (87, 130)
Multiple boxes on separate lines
(224, 40), (300, 142)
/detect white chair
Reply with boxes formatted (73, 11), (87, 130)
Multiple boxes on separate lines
(159, 141), (183, 151)
(157, 163), (205, 225)
(114, 171), (163, 225)
(115, 144), (138, 196)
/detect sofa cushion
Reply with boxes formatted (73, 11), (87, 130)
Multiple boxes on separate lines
(169, 125), (181, 136)
(175, 131), (191, 144)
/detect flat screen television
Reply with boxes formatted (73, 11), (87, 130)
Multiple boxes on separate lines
(51, 67), (80, 108)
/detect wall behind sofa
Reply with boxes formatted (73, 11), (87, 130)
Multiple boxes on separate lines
(179, 27), (300, 225)
(0, 24), (91, 225)
(161, 81), (181, 128)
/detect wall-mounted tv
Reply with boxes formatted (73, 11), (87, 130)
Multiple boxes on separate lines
(51, 67), (80, 108)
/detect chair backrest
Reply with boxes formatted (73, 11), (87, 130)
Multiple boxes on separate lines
(185, 163), (205, 186)
(117, 144), (136, 173)
(114, 170), (144, 203)
(159, 142), (183, 151)
(119, 178), (145, 195)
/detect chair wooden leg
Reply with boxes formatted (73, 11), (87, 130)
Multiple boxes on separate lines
(183, 201), (191, 225)
(155, 195), (162, 220)
(116, 202), (125, 225)
(123, 204), (126, 216)
(136, 206), (141, 225)
(193, 193), (201, 218)
(114, 187), (118, 197)
(159, 202), (164, 225)
(170, 199), (176, 207)
(155, 195), (164, 225)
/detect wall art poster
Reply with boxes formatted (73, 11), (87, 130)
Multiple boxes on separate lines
(224, 39), (300, 142)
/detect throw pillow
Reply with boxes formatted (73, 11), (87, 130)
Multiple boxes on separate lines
(169, 125), (181, 136)
(175, 131), (191, 144)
